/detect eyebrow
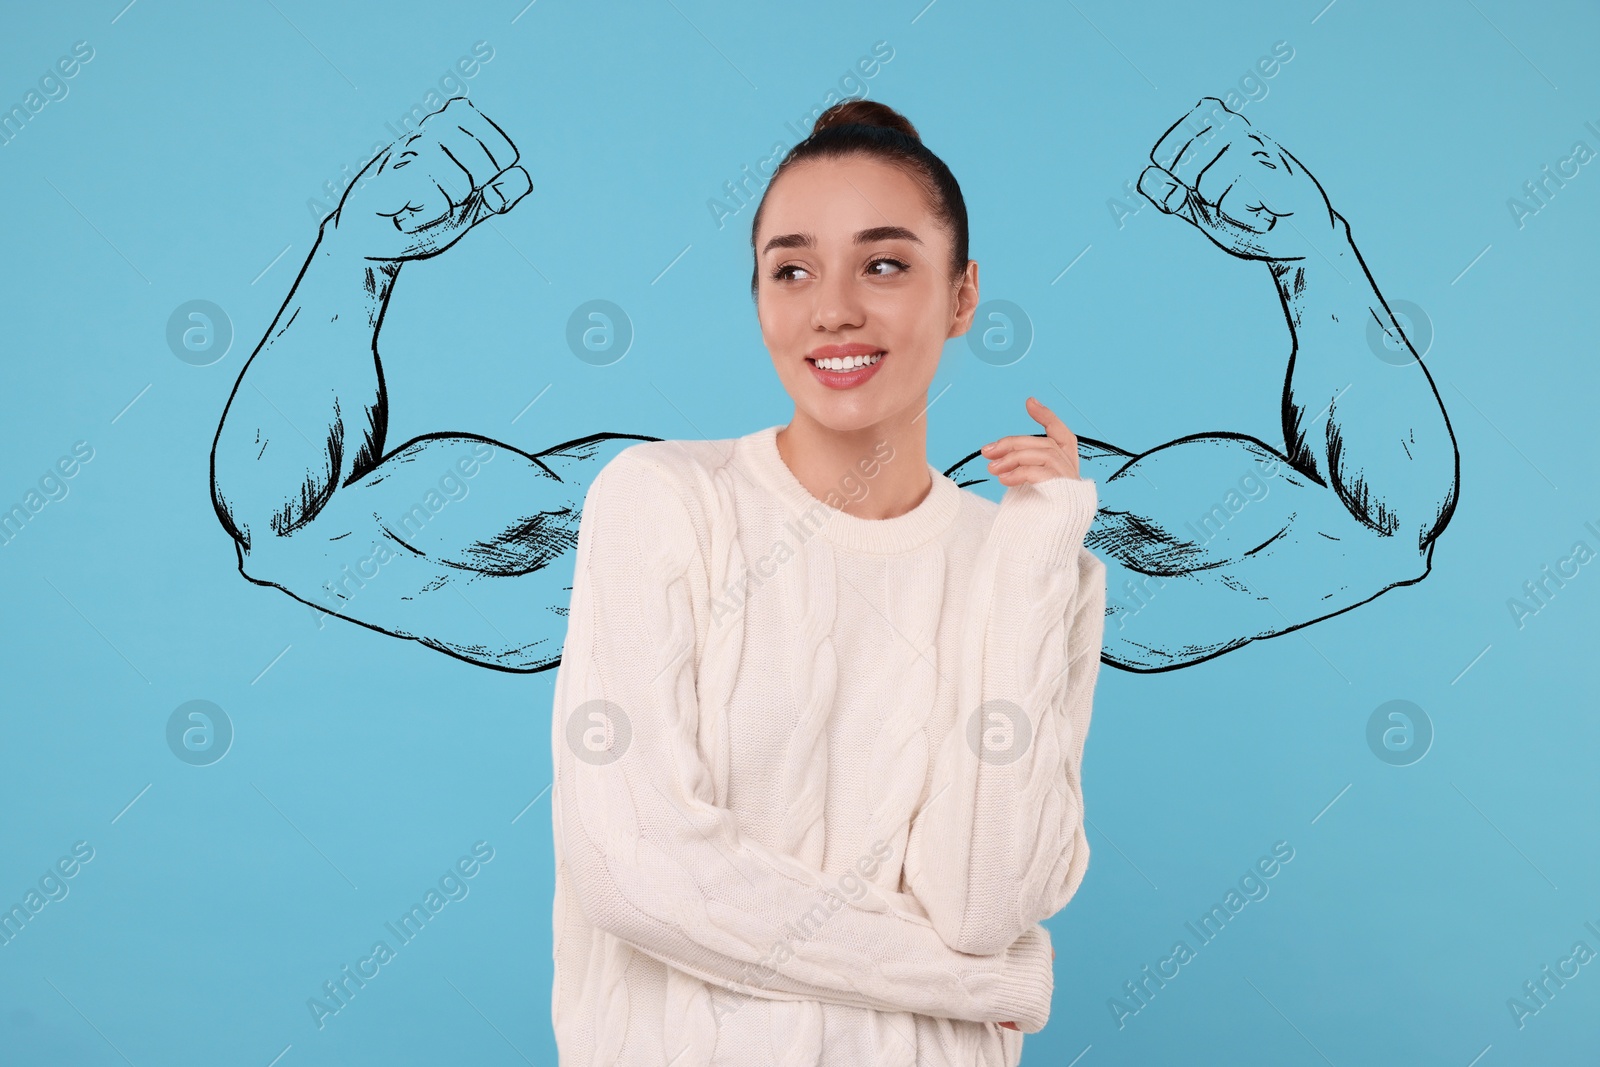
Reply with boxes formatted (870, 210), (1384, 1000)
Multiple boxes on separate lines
(761, 225), (922, 255)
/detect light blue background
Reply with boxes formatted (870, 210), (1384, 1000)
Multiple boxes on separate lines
(1, 1), (1596, 1064)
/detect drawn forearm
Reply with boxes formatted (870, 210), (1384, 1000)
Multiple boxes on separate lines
(210, 230), (396, 552)
(1271, 219), (1460, 554)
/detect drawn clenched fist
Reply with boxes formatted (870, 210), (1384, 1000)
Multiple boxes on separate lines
(325, 96), (532, 262)
(1136, 97), (1344, 262)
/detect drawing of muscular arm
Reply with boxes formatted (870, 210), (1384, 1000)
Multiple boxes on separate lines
(210, 98), (654, 672)
(946, 98), (1460, 672)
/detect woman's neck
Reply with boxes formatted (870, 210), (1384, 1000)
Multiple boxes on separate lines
(776, 410), (932, 520)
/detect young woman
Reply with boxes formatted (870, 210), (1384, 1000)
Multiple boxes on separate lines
(549, 100), (1104, 1065)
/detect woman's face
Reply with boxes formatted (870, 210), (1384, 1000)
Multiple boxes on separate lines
(754, 153), (979, 434)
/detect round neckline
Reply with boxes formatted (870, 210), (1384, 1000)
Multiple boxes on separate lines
(737, 424), (961, 555)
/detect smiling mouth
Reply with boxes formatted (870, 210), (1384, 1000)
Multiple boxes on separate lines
(807, 351), (886, 372)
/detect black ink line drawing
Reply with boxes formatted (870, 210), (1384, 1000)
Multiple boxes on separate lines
(210, 95), (1458, 675)
(949, 98), (1459, 671)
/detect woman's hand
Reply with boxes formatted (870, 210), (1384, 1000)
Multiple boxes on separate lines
(1000, 946), (1056, 1031)
(980, 397), (1081, 485)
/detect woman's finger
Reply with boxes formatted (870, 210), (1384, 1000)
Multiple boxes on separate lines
(992, 462), (1067, 486)
(993, 464), (1063, 486)
(987, 444), (1068, 475)
(981, 433), (1060, 456)
(981, 397), (1082, 483)
(1026, 396), (1077, 450)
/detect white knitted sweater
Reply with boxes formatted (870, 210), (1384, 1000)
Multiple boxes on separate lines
(550, 423), (1106, 1066)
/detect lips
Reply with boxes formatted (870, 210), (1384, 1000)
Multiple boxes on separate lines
(804, 345), (887, 390)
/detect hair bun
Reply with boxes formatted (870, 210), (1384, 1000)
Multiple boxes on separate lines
(811, 100), (920, 141)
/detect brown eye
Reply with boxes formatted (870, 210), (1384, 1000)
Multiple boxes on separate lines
(771, 263), (810, 281)
(867, 257), (909, 276)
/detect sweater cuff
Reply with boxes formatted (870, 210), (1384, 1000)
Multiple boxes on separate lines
(987, 924), (1056, 1034)
(991, 477), (1098, 570)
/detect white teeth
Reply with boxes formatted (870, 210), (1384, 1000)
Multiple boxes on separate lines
(813, 352), (884, 371)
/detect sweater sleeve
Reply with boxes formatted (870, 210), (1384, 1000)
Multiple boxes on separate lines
(902, 475), (1106, 956)
(551, 448), (1058, 1032)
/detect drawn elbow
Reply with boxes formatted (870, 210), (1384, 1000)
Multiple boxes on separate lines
(235, 544), (276, 588)
(1377, 533), (1432, 588)
(235, 537), (295, 591)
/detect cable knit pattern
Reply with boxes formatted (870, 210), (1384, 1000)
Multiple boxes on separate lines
(696, 450), (749, 805)
(864, 547), (946, 880)
(860, 547), (948, 1067)
(666, 444), (751, 1067)
(549, 424), (1104, 1066)
(770, 531), (838, 1065)
(776, 534), (839, 866)
(902, 475), (1105, 959)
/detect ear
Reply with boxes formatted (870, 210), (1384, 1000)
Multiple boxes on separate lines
(947, 259), (980, 338)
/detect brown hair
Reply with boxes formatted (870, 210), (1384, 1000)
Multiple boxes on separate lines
(749, 99), (969, 298)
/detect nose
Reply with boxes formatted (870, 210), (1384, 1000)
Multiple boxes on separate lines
(810, 267), (865, 334)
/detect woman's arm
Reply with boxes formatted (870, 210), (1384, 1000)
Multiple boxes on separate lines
(552, 447), (1059, 1033)
(211, 97), (646, 671)
(902, 473), (1104, 956)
